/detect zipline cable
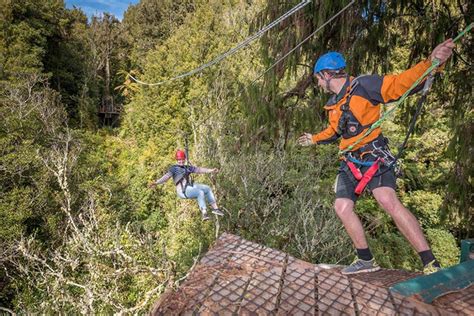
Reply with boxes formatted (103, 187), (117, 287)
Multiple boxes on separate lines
(193, 0), (356, 129)
(129, 0), (312, 86)
(339, 22), (473, 155)
(245, 0), (356, 86)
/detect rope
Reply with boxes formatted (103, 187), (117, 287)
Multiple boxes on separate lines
(339, 22), (473, 155)
(395, 73), (435, 158)
(184, 136), (191, 165)
(193, 0), (356, 129)
(129, 0), (312, 86)
(247, 0), (356, 84)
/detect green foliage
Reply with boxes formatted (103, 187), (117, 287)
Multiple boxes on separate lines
(13, 205), (173, 314)
(369, 232), (420, 271)
(402, 191), (443, 228)
(122, 0), (196, 68)
(426, 228), (459, 267)
(0, 187), (34, 241)
(214, 148), (352, 264)
(1, 0), (98, 124)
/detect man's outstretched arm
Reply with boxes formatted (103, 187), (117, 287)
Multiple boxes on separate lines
(354, 39), (455, 105)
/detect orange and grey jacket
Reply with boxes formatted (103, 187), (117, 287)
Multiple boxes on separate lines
(311, 59), (434, 152)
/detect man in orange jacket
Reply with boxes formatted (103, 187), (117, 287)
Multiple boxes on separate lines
(298, 39), (454, 274)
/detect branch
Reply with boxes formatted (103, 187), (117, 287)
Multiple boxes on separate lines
(282, 73), (313, 101)
(0, 307), (16, 315)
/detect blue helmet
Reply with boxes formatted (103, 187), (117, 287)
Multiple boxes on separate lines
(313, 52), (346, 74)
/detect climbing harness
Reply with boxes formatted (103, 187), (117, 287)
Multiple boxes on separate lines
(341, 135), (396, 195)
(174, 136), (195, 198)
(336, 77), (375, 139)
(129, 0), (312, 86)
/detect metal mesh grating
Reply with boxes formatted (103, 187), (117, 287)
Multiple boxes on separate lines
(238, 266), (283, 313)
(350, 268), (421, 287)
(432, 284), (474, 315)
(318, 268), (454, 316)
(197, 238), (265, 314)
(318, 269), (356, 315)
(197, 272), (250, 314)
(277, 257), (316, 315)
(239, 246), (286, 314)
(152, 233), (469, 315)
(350, 276), (400, 315)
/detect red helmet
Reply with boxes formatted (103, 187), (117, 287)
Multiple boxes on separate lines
(175, 150), (186, 160)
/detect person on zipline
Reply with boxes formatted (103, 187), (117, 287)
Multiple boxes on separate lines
(298, 39), (454, 275)
(149, 150), (224, 221)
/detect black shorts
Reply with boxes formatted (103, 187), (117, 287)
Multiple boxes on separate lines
(334, 160), (397, 202)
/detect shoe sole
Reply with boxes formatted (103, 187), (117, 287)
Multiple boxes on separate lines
(212, 212), (224, 216)
(341, 266), (381, 275)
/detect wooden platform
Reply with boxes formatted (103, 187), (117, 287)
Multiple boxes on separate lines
(152, 233), (474, 315)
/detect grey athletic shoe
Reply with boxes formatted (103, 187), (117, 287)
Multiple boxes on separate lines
(341, 258), (380, 275)
(201, 213), (210, 221)
(211, 208), (224, 216)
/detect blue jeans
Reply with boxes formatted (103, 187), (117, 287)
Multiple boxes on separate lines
(177, 183), (216, 212)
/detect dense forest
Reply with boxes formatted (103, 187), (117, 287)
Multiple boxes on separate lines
(0, 0), (472, 313)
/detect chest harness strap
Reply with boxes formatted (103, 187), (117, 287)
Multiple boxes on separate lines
(336, 79), (374, 139)
(177, 166), (194, 198)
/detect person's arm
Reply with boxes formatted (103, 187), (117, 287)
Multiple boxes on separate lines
(148, 171), (172, 188)
(350, 60), (432, 105)
(379, 59), (434, 103)
(298, 125), (339, 146)
(354, 39), (454, 105)
(193, 167), (219, 174)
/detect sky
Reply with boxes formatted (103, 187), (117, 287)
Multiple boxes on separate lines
(65, 0), (140, 21)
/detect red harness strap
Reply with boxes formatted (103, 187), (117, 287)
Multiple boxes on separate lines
(346, 160), (362, 180)
(354, 158), (381, 195)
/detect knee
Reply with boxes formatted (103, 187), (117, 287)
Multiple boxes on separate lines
(374, 192), (399, 215)
(197, 191), (205, 199)
(334, 199), (354, 218)
(376, 195), (392, 210)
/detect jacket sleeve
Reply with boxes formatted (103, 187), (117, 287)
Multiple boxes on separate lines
(155, 171), (172, 184)
(353, 59), (433, 105)
(380, 59), (433, 103)
(311, 125), (340, 145)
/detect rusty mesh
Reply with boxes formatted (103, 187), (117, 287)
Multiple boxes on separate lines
(432, 284), (474, 315)
(277, 257), (316, 315)
(152, 233), (468, 315)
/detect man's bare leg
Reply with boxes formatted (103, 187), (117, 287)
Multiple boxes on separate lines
(335, 197), (380, 274)
(372, 187), (430, 252)
(334, 198), (368, 249)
